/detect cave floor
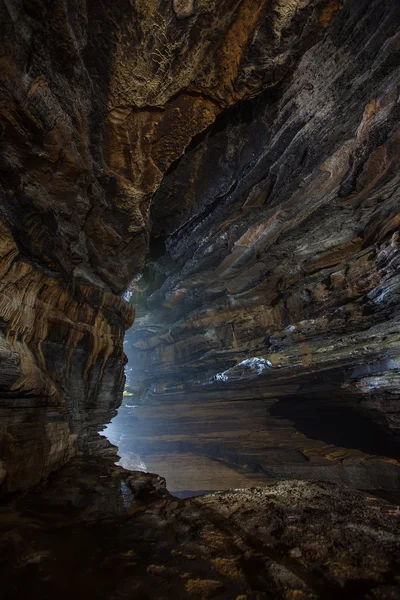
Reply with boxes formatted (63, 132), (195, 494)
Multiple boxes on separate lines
(0, 456), (399, 600)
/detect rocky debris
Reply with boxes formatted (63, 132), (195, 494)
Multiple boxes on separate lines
(0, 471), (399, 599)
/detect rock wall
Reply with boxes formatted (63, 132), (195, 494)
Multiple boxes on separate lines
(126, 0), (400, 443)
(0, 0), (343, 491)
(0, 216), (134, 490)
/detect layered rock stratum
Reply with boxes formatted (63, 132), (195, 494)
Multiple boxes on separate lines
(0, 0), (398, 491)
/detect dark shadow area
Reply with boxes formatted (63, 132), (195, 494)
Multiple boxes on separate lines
(270, 397), (400, 460)
(172, 489), (217, 499)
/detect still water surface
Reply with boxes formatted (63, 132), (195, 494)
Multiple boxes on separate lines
(103, 397), (400, 498)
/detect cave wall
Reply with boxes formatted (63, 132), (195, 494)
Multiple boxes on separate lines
(0, 0), (343, 491)
(126, 0), (400, 439)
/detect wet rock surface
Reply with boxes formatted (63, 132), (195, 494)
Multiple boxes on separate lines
(1, 460), (399, 600)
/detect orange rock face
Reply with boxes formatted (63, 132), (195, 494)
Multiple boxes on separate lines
(0, 217), (135, 490)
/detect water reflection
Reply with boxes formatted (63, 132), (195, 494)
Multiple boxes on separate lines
(105, 406), (148, 471)
(103, 401), (275, 495)
(103, 397), (400, 497)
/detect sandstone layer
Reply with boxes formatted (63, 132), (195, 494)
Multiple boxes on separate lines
(0, 1), (400, 596)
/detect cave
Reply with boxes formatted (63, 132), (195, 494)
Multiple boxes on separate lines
(0, 0), (399, 598)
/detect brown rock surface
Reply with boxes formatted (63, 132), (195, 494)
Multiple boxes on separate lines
(0, 461), (399, 599)
(0, 216), (134, 490)
(0, 0), (398, 492)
